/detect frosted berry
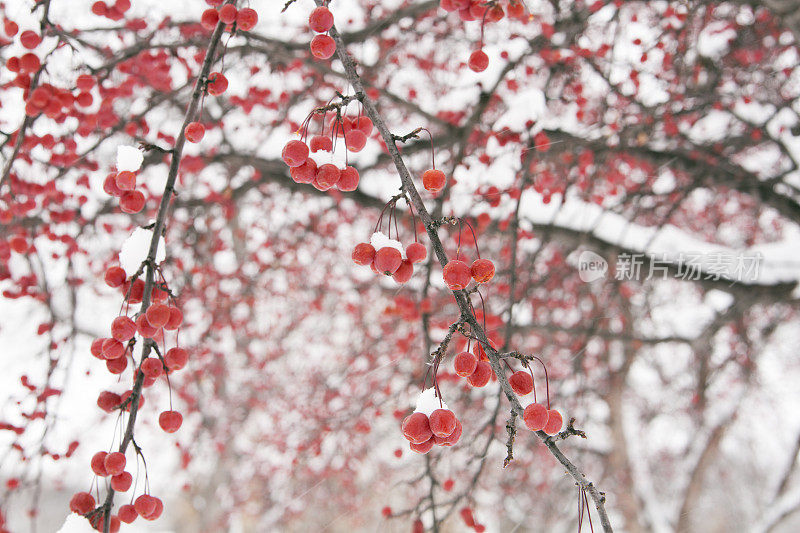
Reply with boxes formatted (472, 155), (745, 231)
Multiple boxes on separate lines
(218, 4), (237, 24)
(310, 34), (336, 59)
(281, 140), (309, 167)
(355, 116), (374, 135)
(523, 403), (548, 431)
(136, 314), (157, 338)
(97, 391), (121, 412)
(434, 418), (462, 446)
(453, 351), (477, 377)
(159, 410), (183, 433)
(345, 129), (367, 152)
(468, 50), (489, 72)
(118, 504), (138, 524)
(91, 451), (108, 476)
(111, 471), (132, 492)
(308, 6), (334, 33)
(165, 307), (183, 330)
(422, 169), (446, 192)
(134, 494), (157, 517)
(352, 243), (376, 266)
(467, 361), (492, 387)
(201, 8), (219, 30)
(405, 242), (427, 263)
(374, 247), (402, 275)
(290, 158), (317, 184)
(236, 7), (259, 30)
(337, 166), (360, 191)
(119, 190), (145, 214)
(544, 409), (563, 435)
(509, 371), (533, 395)
(410, 437), (435, 454)
(392, 260), (413, 284)
(69, 491), (95, 515)
(310, 135), (333, 153)
(142, 497), (163, 520)
(401, 412), (432, 444)
(315, 163), (341, 188)
(185, 121), (205, 143)
(443, 259), (471, 290)
(429, 409), (457, 438)
(471, 258), (495, 283)
(114, 171), (136, 191)
(207, 72), (228, 96)
(104, 266), (126, 288)
(104, 451), (126, 476)
(101, 338), (125, 360)
(166, 347), (189, 370)
(146, 303), (170, 328)
(141, 357), (163, 378)
(110, 316), (136, 342)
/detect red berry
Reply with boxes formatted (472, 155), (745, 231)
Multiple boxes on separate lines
(111, 316), (136, 342)
(166, 347), (189, 370)
(145, 303), (170, 328)
(310, 34), (336, 59)
(103, 172), (124, 197)
(345, 129), (367, 152)
(468, 50), (489, 72)
(104, 451), (126, 476)
(308, 6), (334, 32)
(392, 259), (414, 284)
(114, 171), (136, 191)
(91, 451), (108, 476)
(508, 1), (525, 18)
(401, 412), (432, 444)
(409, 437), (435, 454)
(20, 30), (42, 49)
(104, 266), (126, 288)
(120, 190), (145, 214)
(159, 410), (183, 433)
(544, 409), (563, 435)
(136, 313), (157, 338)
(134, 494), (156, 517)
(69, 491), (95, 515)
(218, 4), (237, 24)
(434, 418), (462, 446)
(142, 497), (163, 520)
(111, 471), (132, 492)
(4, 20), (19, 37)
(90, 338), (106, 359)
(405, 242), (427, 263)
(352, 243), (375, 266)
(337, 165), (360, 191)
(118, 504), (138, 524)
(207, 72), (228, 95)
(468, 361), (492, 387)
(185, 121), (205, 143)
(106, 356), (128, 375)
(236, 7), (258, 31)
(471, 258), (495, 283)
(523, 403), (548, 431)
(97, 391), (121, 413)
(9, 235), (27, 253)
(165, 307), (183, 330)
(374, 247), (402, 275)
(428, 409), (457, 438)
(140, 357), (163, 378)
(309, 135), (332, 153)
(102, 338), (126, 360)
(19, 53), (40, 73)
(422, 169), (446, 192)
(509, 371), (534, 395)
(382, 506), (392, 518)
(443, 259), (471, 290)
(355, 116), (373, 135)
(281, 140), (309, 167)
(315, 163), (341, 188)
(453, 351), (477, 377)
(76, 72), (95, 89)
(201, 8), (219, 29)
(290, 158), (317, 184)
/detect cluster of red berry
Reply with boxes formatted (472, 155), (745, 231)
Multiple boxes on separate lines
(453, 344), (494, 387)
(4, 23), (42, 86)
(102, 168), (146, 215)
(90, 0), (131, 20)
(201, 1), (258, 32)
(402, 407), (462, 454)
(308, 5), (336, 60)
(352, 235), (427, 284)
(438, 0), (528, 72)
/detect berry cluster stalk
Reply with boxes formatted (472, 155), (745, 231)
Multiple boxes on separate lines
(316, 1), (613, 530)
(98, 3), (234, 531)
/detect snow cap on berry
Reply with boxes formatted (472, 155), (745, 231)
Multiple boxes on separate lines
(116, 145), (143, 172)
(370, 231), (405, 259)
(414, 388), (449, 417)
(120, 227), (165, 276)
